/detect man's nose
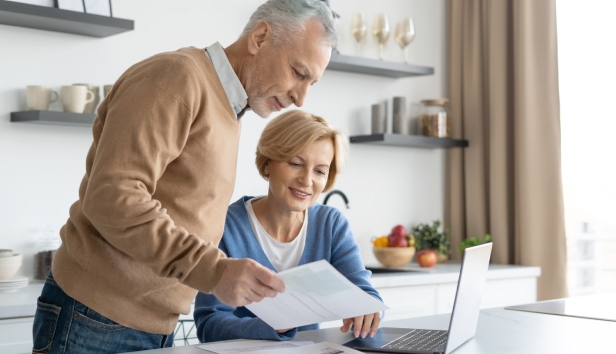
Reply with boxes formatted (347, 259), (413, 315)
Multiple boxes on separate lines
(291, 83), (310, 107)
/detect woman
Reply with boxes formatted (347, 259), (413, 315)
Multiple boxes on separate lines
(193, 110), (382, 343)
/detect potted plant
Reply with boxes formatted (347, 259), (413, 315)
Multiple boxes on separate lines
(412, 220), (450, 263)
(458, 234), (491, 254)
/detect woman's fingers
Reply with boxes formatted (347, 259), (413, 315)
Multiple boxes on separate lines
(353, 316), (364, 337)
(370, 312), (381, 338)
(360, 313), (375, 338)
(340, 318), (353, 332)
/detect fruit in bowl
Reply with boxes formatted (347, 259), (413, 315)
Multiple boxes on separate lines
(416, 249), (437, 267)
(372, 225), (416, 267)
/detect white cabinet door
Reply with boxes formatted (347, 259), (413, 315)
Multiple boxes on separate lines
(435, 277), (538, 314)
(481, 277), (537, 309)
(378, 285), (436, 321)
(0, 317), (34, 354)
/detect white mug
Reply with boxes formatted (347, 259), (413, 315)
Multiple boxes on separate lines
(26, 85), (58, 111)
(61, 85), (94, 113)
(73, 83), (100, 114)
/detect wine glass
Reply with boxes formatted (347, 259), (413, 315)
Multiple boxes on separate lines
(372, 13), (390, 60)
(350, 12), (367, 56)
(395, 17), (416, 63)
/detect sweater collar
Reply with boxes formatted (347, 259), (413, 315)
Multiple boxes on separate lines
(205, 42), (248, 119)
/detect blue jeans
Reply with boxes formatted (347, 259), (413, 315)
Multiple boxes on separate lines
(32, 272), (174, 353)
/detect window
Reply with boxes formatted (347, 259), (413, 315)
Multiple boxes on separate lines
(557, 0), (616, 296)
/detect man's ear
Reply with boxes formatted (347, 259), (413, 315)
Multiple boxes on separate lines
(247, 21), (271, 55)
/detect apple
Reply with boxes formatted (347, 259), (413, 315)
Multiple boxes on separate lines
(416, 249), (437, 267)
(389, 235), (408, 247)
(390, 225), (407, 239)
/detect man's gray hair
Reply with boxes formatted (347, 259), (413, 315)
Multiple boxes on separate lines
(243, 0), (339, 48)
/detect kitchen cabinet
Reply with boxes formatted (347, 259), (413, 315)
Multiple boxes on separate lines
(0, 1), (134, 38)
(0, 317), (34, 354)
(0, 263), (539, 352)
(319, 263), (540, 328)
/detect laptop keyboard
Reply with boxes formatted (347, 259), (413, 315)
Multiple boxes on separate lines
(382, 329), (448, 351)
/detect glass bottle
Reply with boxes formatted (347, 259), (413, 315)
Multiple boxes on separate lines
(419, 98), (450, 138)
(34, 227), (61, 280)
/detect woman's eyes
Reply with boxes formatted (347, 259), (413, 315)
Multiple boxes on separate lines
(288, 162), (327, 176)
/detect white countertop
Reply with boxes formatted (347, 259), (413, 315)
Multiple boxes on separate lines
(0, 282), (44, 320)
(0, 263), (540, 320)
(367, 262), (541, 288)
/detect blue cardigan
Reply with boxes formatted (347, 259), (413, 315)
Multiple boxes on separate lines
(194, 196), (381, 343)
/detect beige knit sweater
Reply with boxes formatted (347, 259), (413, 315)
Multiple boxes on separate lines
(52, 47), (240, 334)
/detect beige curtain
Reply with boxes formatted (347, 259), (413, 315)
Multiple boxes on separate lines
(446, 0), (568, 300)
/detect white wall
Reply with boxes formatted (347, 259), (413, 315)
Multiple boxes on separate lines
(0, 0), (447, 278)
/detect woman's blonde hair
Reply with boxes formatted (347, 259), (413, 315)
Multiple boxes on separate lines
(256, 110), (348, 192)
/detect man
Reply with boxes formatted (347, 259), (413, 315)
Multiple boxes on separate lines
(32, 0), (338, 352)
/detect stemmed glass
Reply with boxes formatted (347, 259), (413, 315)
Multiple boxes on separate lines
(350, 12), (367, 56)
(372, 13), (390, 60)
(395, 17), (416, 63)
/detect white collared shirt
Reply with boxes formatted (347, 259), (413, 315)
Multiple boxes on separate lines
(205, 42), (248, 118)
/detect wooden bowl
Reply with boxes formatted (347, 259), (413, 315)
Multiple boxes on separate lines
(373, 247), (416, 267)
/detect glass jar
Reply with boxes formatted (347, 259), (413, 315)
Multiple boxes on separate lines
(419, 98), (450, 138)
(34, 227), (61, 280)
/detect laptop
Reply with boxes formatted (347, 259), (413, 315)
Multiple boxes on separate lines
(344, 243), (492, 354)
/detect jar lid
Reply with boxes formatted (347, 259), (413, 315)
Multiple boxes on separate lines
(421, 98), (449, 106)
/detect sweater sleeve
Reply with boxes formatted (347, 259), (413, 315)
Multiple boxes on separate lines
(81, 58), (228, 294)
(329, 210), (382, 303)
(193, 239), (297, 343)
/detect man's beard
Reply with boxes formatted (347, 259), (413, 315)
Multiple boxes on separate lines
(246, 56), (272, 118)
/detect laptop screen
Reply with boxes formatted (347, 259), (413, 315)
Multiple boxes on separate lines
(444, 243), (492, 354)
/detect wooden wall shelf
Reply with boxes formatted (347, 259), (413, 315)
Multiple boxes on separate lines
(0, 1), (134, 37)
(350, 134), (468, 149)
(11, 110), (95, 126)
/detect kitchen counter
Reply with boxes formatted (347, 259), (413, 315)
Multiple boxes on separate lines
(367, 262), (541, 288)
(0, 263), (540, 321)
(0, 282), (43, 320)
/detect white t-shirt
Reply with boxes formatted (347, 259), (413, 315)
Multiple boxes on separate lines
(244, 197), (308, 272)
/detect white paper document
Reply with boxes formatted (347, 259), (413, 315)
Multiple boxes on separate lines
(197, 339), (313, 353)
(246, 260), (388, 330)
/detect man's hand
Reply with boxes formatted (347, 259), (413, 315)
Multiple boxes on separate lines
(340, 312), (381, 339)
(211, 258), (285, 307)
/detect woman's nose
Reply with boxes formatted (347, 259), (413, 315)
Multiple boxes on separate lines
(297, 169), (312, 186)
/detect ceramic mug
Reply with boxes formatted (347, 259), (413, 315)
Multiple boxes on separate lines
(61, 85), (94, 113)
(26, 85), (58, 110)
(73, 83), (100, 114)
(103, 84), (113, 98)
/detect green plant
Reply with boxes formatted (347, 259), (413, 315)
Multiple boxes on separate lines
(458, 234), (491, 254)
(412, 220), (450, 256)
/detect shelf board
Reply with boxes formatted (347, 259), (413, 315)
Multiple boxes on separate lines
(327, 51), (434, 78)
(350, 134), (468, 149)
(0, 1), (134, 37)
(11, 110), (95, 126)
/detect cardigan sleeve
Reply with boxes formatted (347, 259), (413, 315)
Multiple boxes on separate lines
(329, 210), (383, 303)
(193, 238), (298, 343)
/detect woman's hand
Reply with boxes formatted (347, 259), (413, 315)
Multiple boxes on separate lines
(340, 312), (381, 338)
(276, 328), (294, 333)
